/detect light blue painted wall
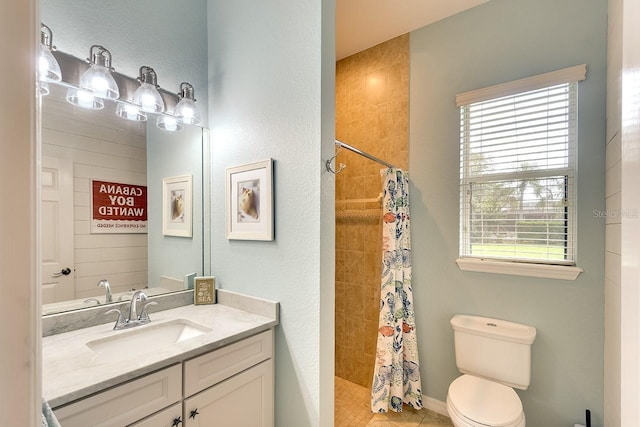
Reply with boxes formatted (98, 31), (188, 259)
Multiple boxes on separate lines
(40, 0), (209, 124)
(207, 1), (335, 426)
(409, 0), (607, 425)
(147, 124), (205, 287)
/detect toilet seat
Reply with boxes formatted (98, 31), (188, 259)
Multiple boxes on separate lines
(447, 375), (525, 427)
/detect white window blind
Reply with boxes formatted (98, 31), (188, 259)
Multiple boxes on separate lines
(459, 66), (585, 265)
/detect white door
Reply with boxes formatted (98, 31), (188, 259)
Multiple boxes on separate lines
(41, 156), (75, 303)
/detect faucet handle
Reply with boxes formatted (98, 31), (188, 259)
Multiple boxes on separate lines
(105, 308), (126, 330)
(138, 301), (158, 323)
(131, 290), (148, 303)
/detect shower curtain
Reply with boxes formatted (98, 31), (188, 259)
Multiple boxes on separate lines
(371, 168), (423, 413)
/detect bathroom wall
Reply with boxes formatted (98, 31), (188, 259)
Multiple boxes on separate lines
(147, 124), (205, 290)
(207, 1), (335, 426)
(409, 0), (606, 425)
(334, 34), (409, 387)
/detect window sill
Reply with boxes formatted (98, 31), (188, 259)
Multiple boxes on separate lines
(455, 258), (583, 281)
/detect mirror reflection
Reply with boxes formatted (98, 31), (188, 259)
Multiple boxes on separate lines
(41, 83), (209, 315)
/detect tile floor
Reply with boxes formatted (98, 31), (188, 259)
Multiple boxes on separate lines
(335, 376), (454, 427)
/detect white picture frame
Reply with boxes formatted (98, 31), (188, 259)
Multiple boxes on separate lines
(225, 159), (274, 241)
(162, 174), (192, 237)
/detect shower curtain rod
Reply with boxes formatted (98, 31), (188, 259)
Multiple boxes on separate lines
(336, 140), (395, 168)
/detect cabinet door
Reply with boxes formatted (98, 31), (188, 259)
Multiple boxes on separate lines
(128, 402), (183, 427)
(184, 359), (274, 427)
(184, 329), (273, 397)
(54, 364), (182, 427)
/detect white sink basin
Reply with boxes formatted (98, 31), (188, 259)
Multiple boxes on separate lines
(86, 319), (212, 362)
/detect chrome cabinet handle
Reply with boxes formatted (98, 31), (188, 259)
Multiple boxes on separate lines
(52, 267), (71, 277)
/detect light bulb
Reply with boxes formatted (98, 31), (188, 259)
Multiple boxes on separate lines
(80, 63), (118, 100)
(156, 115), (183, 132)
(116, 102), (147, 121)
(73, 45), (120, 102)
(132, 80), (164, 114)
(66, 87), (104, 110)
(78, 89), (99, 108)
(174, 97), (201, 126)
(162, 116), (177, 131)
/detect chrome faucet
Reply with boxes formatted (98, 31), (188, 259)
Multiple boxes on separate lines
(106, 290), (157, 330)
(97, 279), (112, 303)
(128, 290), (147, 322)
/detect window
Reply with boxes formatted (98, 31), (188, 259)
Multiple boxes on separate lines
(458, 65), (586, 266)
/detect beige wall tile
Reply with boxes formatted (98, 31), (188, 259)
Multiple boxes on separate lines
(335, 34), (409, 388)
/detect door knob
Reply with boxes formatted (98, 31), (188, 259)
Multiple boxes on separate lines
(52, 267), (71, 277)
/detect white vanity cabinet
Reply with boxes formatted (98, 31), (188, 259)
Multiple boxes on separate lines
(54, 329), (274, 427)
(182, 329), (274, 427)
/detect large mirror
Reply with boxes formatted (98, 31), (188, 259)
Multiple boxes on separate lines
(41, 84), (210, 316)
(39, 0), (210, 316)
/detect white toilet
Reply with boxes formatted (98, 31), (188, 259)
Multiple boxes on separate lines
(446, 314), (537, 427)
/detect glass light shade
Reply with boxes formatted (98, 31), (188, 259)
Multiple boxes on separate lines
(132, 83), (165, 113)
(115, 102), (147, 121)
(66, 87), (104, 110)
(40, 81), (50, 96)
(79, 63), (119, 100)
(156, 115), (183, 132)
(174, 97), (201, 126)
(39, 44), (62, 83)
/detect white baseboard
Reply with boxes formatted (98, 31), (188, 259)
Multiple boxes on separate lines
(423, 394), (449, 417)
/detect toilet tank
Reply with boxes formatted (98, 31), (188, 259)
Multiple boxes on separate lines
(451, 314), (537, 390)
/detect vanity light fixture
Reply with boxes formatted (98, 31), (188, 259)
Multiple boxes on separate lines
(117, 66), (165, 122)
(115, 101), (146, 121)
(67, 44), (119, 109)
(173, 82), (202, 126)
(156, 114), (184, 132)
(133, 66), (165, 113)
(65, 87), (105, 110)
(39, 24), (62, 95)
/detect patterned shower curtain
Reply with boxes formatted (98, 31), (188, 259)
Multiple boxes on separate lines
(371, 168), (423, 413)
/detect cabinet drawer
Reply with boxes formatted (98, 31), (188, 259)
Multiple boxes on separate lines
(128, 402), (182, 427)
(184, 329), (273, 397)
(54, 364), (182, 427)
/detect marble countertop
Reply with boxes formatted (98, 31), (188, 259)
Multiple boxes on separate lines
(43, 290), (279, 408)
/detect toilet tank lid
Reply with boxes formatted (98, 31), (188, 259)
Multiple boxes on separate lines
(451, 315), (537, 344)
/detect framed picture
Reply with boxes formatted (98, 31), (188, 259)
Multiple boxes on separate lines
(194, 276), (216, 305)
(162, 174), (192, 237)
(226, 159), (274, 241)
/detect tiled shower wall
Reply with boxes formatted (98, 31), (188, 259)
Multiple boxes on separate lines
(335, 34), (409, 387)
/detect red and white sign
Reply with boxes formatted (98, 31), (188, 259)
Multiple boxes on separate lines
(91, 180), (147, 234)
